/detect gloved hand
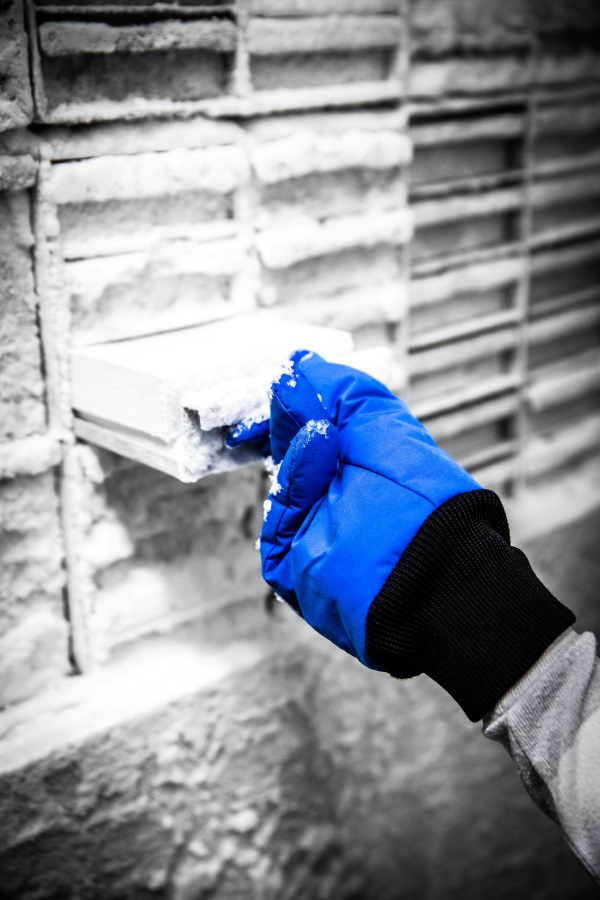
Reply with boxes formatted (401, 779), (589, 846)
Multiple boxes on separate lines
(229, 352), (575, 720)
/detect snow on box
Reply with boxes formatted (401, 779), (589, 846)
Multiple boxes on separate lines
(70, 313), (354, 482)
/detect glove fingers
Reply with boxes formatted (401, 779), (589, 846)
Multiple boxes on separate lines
(261, 419), (339, 596)
(226, 417), (270, 452)
(225, 350), (328, 461)
(270, 353), (330, 466)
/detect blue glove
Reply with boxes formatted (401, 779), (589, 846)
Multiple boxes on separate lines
(228, 351), (575, 721)
(233, 350), (479, 664)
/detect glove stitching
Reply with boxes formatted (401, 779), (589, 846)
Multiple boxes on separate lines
(261, 435), (299, 554)
(272, 383), (319, 433)
(339, 457), (437, 510)
(260, 428), (311, 607)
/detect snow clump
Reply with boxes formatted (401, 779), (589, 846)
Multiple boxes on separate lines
(265, 455), (282, 496)
(306, 419), (330, 437)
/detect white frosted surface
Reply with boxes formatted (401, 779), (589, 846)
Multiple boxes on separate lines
(74, 313), (352, 382)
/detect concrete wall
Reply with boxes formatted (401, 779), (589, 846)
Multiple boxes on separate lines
(0, 0), (599, 896)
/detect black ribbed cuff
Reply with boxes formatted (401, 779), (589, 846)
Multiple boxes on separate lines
(366, 490), (576, 721)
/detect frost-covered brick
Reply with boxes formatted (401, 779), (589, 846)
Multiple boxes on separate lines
(408, 326), (520, 409)
(35, 11), (236, 123)
(48, 140), (251, 344)
(410, 0), (532, 56)
(64, 236), (249, 345)
(64, 448), (265, 661)
(409, 56), (535, 98)
(411, 121), (525, 191)
(530, 171), (600, 244)
(247, 12), (403, 95)
(411, 188), (525, 268)
(248, 111), (410, 338)
(409, 256), (525, 342)
(0, 472), (69, 707)
(255, 208), (411, 334)
(250, 115), (410, 226)
(0, 0), (33, 131)
(529, 238), (600, 318)
(0, 191), (46, 442)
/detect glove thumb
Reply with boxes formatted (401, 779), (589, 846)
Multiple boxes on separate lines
(261, 419), (339, 608)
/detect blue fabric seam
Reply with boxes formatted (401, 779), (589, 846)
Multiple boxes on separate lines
(340, 458), (438, 510)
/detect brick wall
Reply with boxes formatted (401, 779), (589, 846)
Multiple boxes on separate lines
(0, 1), (599, 896)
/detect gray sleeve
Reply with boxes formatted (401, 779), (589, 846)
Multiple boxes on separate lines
(483, 629), (600, 882)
